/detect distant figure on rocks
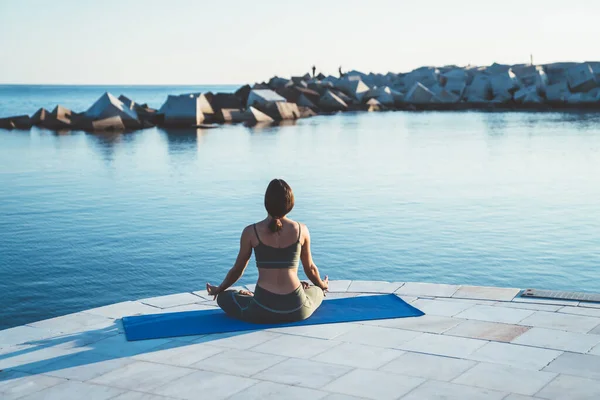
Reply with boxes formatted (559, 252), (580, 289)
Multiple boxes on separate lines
(207, 179), (329, 323)
(312, 65), (316, 78)
(339, 66), (344, 78)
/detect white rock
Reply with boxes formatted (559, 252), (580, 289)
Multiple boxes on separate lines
(567, 63), (598, 93)
(246, 90), (287, 108)
(405, 82), (437, 104)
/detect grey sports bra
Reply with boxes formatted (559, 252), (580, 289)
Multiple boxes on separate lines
(253, 223), (301, 269)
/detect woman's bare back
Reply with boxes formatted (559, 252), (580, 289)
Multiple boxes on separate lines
(253, 217), (303, 294)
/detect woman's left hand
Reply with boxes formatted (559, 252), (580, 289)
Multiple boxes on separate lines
(206, 283), (221, 300)
(301, 281), (310, 289)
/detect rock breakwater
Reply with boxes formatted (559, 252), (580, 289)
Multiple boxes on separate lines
(1, 62), (600, 133)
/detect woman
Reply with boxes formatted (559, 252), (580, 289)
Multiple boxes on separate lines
(206, 179), (329, 323)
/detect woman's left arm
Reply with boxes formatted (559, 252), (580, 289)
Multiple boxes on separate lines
(206, 226), (253, 298)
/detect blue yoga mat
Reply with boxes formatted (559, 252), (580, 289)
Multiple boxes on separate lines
(122, 294), (424, 341)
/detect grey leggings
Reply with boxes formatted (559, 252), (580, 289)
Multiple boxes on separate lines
(217, 284), (324, 324)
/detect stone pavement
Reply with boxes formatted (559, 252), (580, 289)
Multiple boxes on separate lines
(1, 281), (600, 399)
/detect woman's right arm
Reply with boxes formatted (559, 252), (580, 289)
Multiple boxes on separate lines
(300, 224), (328, 290)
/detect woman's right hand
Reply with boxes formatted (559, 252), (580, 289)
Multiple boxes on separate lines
(320, 276), (329, 291)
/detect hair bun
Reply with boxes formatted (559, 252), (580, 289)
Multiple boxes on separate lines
(268, 218), (283, 233)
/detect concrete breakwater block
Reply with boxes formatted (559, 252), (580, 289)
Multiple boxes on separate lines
(158, 94), (205, 127)
(79, 115), (126, 132)
(40, 105), (74, 130)
(257, 102), (301, 121)
(405, 82), (437, 104)
(319, 90), (348, 112)
(84, 92), (141, 129)
(567, 64), (597, 93)
(0, 115), (32, 129)
(246, 89), (287, 108)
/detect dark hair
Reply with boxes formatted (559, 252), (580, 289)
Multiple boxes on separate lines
(264, 179), (295, 233)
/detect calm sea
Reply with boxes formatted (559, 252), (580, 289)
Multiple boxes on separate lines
(1, 85), (600, 330)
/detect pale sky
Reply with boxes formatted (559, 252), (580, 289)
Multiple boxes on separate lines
(0, 0), (598, 85)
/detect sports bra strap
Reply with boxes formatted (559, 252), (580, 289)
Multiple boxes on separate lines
(253, 224), (262, 244)
(297, 222), (302, 243)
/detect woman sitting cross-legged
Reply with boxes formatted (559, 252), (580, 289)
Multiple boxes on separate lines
(206, 178), (329, 323)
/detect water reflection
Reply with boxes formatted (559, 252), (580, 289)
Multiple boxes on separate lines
(482, 113), (508, 136)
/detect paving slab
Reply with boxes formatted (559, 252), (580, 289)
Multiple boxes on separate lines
(400, 379), (507, 400)
(15, 380), (124, 400)
(501, 395), (543, 400)
(512, 327), (600, 353)
(0, 325), (61, 348)
(250, 333), (340, 359)
(535, 374), (600, 400)
(322, 292), (359, 299)
(194, 330), (280, 350)
(253, 358), (352, 389)
(453, 285), (520, 301)
(327, 280), (352, 292)
(323, 368), (424, 400)
(557, 305), (600, 318)
(194, 348), (286, 377)
(380, 351), (475, 381)
(27, 312), (115, 335)
(492, 302), (562, 312)
(267, 322), (358, 340)
(410, 298), (475, 317)
(399, 332), (487, 358)
(346, 281), (404, 293)
(132, 340), (225, 366)
(228, 381), (328, 400)
(543, 352), (600, 380)
(0, 370), (66, 400)
(456, 304), (534, 324)
(453, 362), (557, 396)
(578, 302), (600, 309)
(332, 324), (421, 348)
(1, 344), (88, 373)
(321, 395), (365, 400)
(29, 350), (135, 381)
(445, 320), (529, 342)
(111, 392), (173, 400)
(82, 301), (160, 319)
(512, 297), (580, 307)
(89, 360), (194, 392)
(89, 334), (171, 358)
(153, 369), (257, 400)
(362, 314), (461, 334)
(466, 341), (562, 370)
(139, 293), (202, 309)
(313, 341), (404, 369)
(518, 311), (600, 333)
(395, 282), (460, 297)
